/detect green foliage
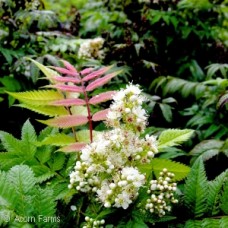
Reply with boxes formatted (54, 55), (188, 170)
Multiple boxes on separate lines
(158, 129), (194, 150)
(182, 157), (228, 226)
(0, 165), (58, 227)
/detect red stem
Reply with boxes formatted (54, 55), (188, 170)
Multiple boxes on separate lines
(79, 74), (93, 143)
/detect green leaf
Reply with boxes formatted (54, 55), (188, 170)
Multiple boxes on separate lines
(184, 157), (208, 217)
(17, 104), (68, 117)
(190, 140), (223, 164)
(28, 58), (60, 80)
(0, 131), (23, 153)
(151, 158), (190, 181)
(7, 90), (64, 106)
(7, 165), (36, 194)
(37, 133), (75, 146)
(207, 171), (228, 216)
(21, 120), (37, 157)
(221, 180), (228, 215)
(49, 153), (66, 171)
(158, 129), (194, 150)
(159, 103), (172, 122)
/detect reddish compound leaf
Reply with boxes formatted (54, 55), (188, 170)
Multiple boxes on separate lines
(49, 98), (86, 106)
(61, 60), (78, 73)
(92, 109), (110, 121)
(82, 65), (113, 82)
(45, 84), (84, 93)
(80, 68), (94, 75)
(50, 66), (79, 77)
(53, 76), (81, 84)
(86, 70), (121, 92)
(60, 142), (87, 152)
(38, 115), (88, 128)
(89, 91), (116, 105)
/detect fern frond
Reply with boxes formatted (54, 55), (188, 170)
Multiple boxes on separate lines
(207, 171), (228, 216)
(37, 133), (75, 146)
(37, 115), (88, 128)
(7, 165), (36, 194)
(184, 219), (202, 228)
(7, 90), (64, 106)
(0, 171), (18, 209)
(33, 187), (56, 226)
(151, 158), (190, 181)
(17, 104), (68, 116)
(220, 216), (228, 227)
(184, 157), (208, 217)
(220, 180), (228, 214)
(158, 129), (194, 150)
(201, 218), (220, 228)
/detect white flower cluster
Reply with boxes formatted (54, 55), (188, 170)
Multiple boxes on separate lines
(69, 84), (159, 210)
(106, 84), (148, 133)
(78, 37), (105, 60)
(83, 216), (105, 228)
(145, 168), (178, 217)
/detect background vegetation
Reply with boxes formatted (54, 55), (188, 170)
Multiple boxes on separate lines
(0, 0), (228, 227)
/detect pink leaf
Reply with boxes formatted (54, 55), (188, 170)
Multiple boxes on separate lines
(82, 65), (113, 82)
(53, 76), (81, 84)
(49, 98), (86, 106)
(80, 68), (94, 75)
(61, 60), (78, 73)
(60, 142), (87, 152)
(45, 84), (84, 93)
(89, 91), (116, 105)
(38, 115), (88, 128)
(92, 109), (110, 121)
(86, 71), (121, 92)
(50, 66), (79, 77)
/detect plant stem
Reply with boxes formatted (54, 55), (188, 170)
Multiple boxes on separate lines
(80, 73), (93, 143)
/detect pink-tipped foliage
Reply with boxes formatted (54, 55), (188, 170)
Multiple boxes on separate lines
(53, 76), (81, 84)
(80, 68), (94, 76)
(82, 66), (112, 82)
(49, 98), (86, 106)
(39, 115), (88, 128)
(50, 66), (79, 77)
(61, 142), (87, 152)
(61, 60), (78, 73)
(86, 72), (119, 92)
(46, 84), (84, 93)
(89, 91), (116, 105)
(92, 109), (110, 121)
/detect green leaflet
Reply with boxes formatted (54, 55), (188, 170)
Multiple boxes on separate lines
(18, 104), (68, 117)
(184, 157), (208, 218)
(221, 180), (228, 215)
(37, 133), (75, 146)
(7, 90), (64, 106)
(158, 129), (194, 150)
(207, 171), (228, 216)
(28, 58), (60, 80)
(138, 158), (190, 181)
